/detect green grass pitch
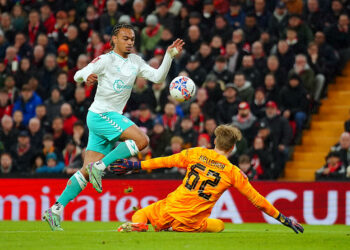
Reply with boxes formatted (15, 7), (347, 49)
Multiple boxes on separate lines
(1, 221), (349, 250)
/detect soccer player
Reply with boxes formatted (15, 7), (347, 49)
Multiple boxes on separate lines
(112, 125), (304, 233)
(43, 23), (184, 231)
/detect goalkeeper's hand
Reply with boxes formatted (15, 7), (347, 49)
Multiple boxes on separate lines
(277, 213), (304, 234)
(109, 159), (141, 175)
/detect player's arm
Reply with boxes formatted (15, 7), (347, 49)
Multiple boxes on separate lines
(137, 39), (184, 83)
(110, 150), (189, 175)
(74, 55), (106, 85)
(232, 169), (304, 234)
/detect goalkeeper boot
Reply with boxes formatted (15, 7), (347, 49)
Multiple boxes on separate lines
(117, 222), (149, 232)
(87, 161), (105, 193)
(42, 208), (63, 231)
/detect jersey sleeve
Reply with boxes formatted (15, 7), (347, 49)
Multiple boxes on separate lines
(74, 55), (106, 83)
(232, 167), (280, 219)
(141, 149), (189, 170)
(137, 52), (173, 83)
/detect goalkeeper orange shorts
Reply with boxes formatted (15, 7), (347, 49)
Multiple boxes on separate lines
(133, 199), (207, 232)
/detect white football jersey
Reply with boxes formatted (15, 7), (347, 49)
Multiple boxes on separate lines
(74, 51), (173, 114)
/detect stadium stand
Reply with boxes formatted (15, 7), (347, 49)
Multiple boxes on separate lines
(0, 0), (350, 181)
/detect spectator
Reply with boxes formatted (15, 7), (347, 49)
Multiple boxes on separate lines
(99, 0), (121, 36)
(68, 54), (89, 84)
(260, 101), (292, 178)
(248, 136), (273, 179)
(211, 14), (232, 44)
(210, 35), (225, 58)
(285, 28), (306, 54)
(32, 45), (45, 71)
(15, 57), (33, 89)
(202, 0), (217, 29)
(13, 33), (32, 59)
(184, 25), (202, 56)
(225, 41), (242, 74)
(324, 0), (344, 27)
(280, 74), (309, 135)
(216, 83), (240, 124)
(36, 33), (56, 54)
(10, 130), (35, 172)
(12, 110), (25, 131)
(165, 136), (184, 156)
(160, 102), (179, 132)
(303, 0), (324, 33)
(4, 46), (20, 73)
(225, 0), (245, 30)
(233, 72), (255, 103)
(250, 88), (267, 119)
(28, 117), (43, 149)
(60, 103), (78, 136)
(175, 116), (198, 149)
(85, 5), (100, 31)
(70, 86), (90, 122)
(286, 14), (313, 47)
(275, 40), (295, 72)
(35, 152), (64, 173)
(252, 41), (267, 72)
(240, 55), (263, 88)
(265, 55), (287, 88)
(0, 115), (18, 150)
(189, 102), (204, 133)
(51, 116), (69, 152)
(196, 42), (215, 73)
(0, 12), (15, 44)
(197, 133), (211, 149)
(13, 84), (42, 126)
(128, 78), (156, 112)
(135, 104), (154, 134)
(325, 14), (350, 73)
(204, 118), (217, 146)
(254, 0), (271, 30)
(185, 55), (207, 87)
(0, 87), (12, 119)
(130, 0), (146, 31)
(330, 132), (350, 168)
(56, 71), (75, 102)
(210, 55), (233, 84)
(4, 75), (19, 105)
(41, 133), (62, 160)
(51, 10), (69, 45)
(155, 2), (178, 35)
(12, 4), (26, 33)
(56, 44), (70, 72)
(263, 73), (281, 104)
(202, 74), (224, 104)
(72, 120), (88, 148)
(62, 138), (81, 167)
(238, 154), (256, 180)
(268, 2), (289, 42)
(243, 12), (261, 45)
(39, 54), (59, 94)
(149, 121), (172, 157)
(232, 101), (257, 143)
(65, 147), (85, 175)
(32, 153), (45, 173)
(35, 104), (50, 133)
(40, 3), (56, 34)
(0, 152), (15, 174)
(151, 81), (168, 114)
(195, 88), (215, 119)
(25, 9), (46, 46)
(141, 14), (163, 59)
(86, 31), (104, 60)
(44, 87), (64, 123)
(315, 151), (346, 180)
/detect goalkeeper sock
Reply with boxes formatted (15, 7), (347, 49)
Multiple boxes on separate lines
(56, 171), (87, 207)
(102, 140), (139, 167)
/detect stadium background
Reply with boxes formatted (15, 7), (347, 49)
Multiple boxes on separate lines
(0, 0), (349, 224)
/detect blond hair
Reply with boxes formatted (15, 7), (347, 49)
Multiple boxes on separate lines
(171, 136), (184, 145)
(214, 125), (242, 152)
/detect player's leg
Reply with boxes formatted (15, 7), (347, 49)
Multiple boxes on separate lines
(205, 218), (225, 233)
(118, 206), (152, 232)
(43, 149), (106, 231)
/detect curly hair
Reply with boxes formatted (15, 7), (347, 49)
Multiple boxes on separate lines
(110, 23), (135, 48)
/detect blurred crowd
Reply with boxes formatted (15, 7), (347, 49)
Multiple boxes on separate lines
(0, 0), (349, 180)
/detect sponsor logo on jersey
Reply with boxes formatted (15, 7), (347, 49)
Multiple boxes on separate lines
(113, 79), (132, 94)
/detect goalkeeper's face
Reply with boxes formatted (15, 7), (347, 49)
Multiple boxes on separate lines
(113, 28), (135, 56)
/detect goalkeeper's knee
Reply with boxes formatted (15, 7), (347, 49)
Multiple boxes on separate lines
(132, 209), (148, 224)
(205, 219), (225, 233)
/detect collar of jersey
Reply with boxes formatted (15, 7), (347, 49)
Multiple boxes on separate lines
(110, 51), (128, 61)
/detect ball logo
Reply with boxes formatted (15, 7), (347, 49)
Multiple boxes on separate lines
(170, 77), (191, 100)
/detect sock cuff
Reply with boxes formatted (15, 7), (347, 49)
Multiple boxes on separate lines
(125, 140), (139, 156)
(74, 171), (87, 190)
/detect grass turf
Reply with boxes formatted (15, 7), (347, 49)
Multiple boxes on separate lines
(0, 221), (349, 250)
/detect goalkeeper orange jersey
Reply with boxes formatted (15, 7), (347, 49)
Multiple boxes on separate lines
(141, 147), (280, 230)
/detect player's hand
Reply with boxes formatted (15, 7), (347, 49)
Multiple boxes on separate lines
(109, 159), (141, 175)
(277, 213), (304, 234)
(86, 74), (98, 86)
(167, 38), (185, 57)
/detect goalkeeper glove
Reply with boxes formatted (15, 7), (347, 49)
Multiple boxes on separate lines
(109, 159), (141, 175)
(277, 213), (304, 234)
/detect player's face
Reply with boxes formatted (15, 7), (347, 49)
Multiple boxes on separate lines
(114, 28), (135, 56)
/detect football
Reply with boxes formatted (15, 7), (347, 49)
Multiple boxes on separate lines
(169, 76), (196, 102)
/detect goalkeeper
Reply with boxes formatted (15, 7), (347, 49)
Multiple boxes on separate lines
(111, 125), (304, 233)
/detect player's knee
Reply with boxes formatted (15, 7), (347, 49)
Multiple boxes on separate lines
(136, 134), (149, 150)
(132, 209), (148, 224)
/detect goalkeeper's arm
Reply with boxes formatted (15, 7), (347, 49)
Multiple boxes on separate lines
(233, 169), (304, 234)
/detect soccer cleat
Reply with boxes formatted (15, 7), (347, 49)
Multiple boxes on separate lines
(87, 161), (104, 193)
(42, 208), (64, 231)
(117, 222), (149, 232)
